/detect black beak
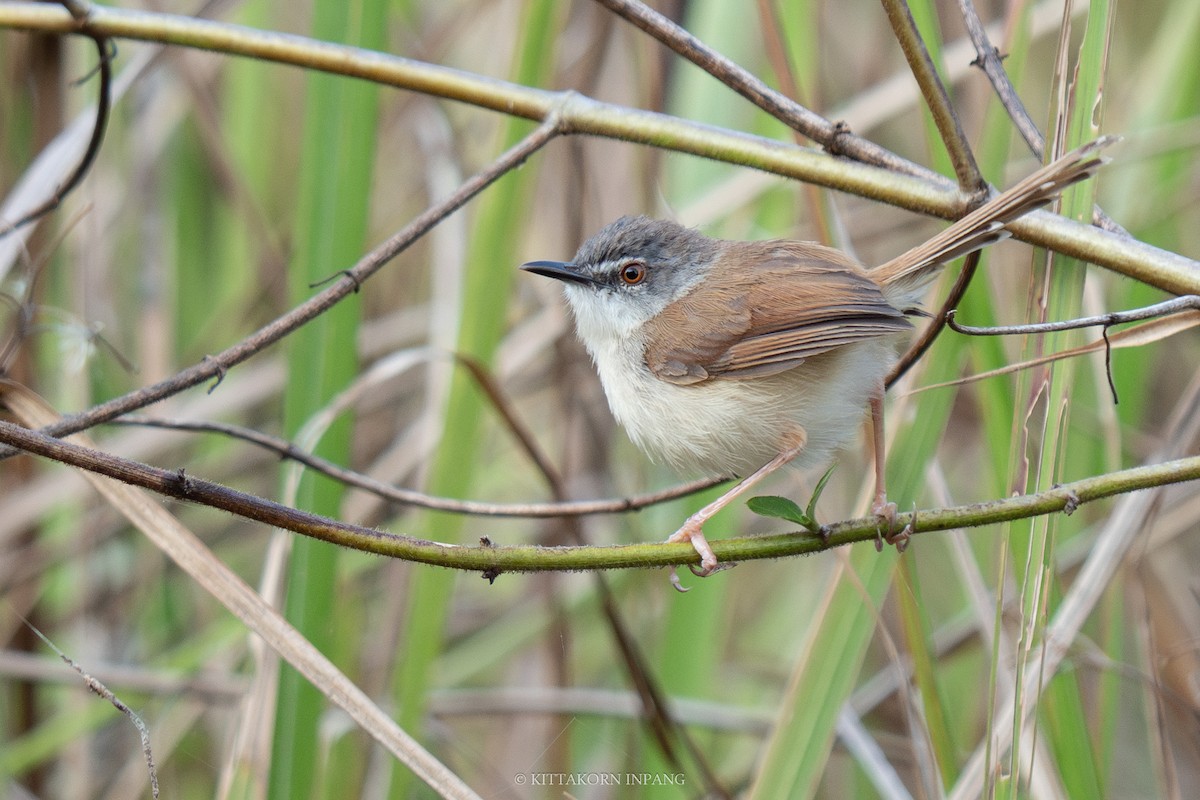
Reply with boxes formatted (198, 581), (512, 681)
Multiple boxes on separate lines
(520, 260), (595, 286)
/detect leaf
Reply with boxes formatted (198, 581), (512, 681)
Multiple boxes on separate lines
(747, 465), (837, 531)
(807, 464), (837, 521)
(747, 495), (812, 527)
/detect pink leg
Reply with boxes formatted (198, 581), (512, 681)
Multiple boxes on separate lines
(667, 430), (806, 591)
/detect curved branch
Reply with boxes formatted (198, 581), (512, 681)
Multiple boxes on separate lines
(1, 3), (1196, 294)
(114, 416), (726, 517)
(945, 296), (1200, 335)
(887, 251), (982, 386)
(0, 16), (111, 237)
(1, 416), (1197, 573)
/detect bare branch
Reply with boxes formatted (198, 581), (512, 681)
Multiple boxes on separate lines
(593, 0), (938, 179)
(879, 0), (985, 191)
(887, 251), (982, 386)
(954, 0), (1126, 233)
(0, 18), (111, 237)
(114, 415), (726, 517)
(0, 3), (1195, 290)
(24, 620), (159, 799)
(945, 296), (1200, 336)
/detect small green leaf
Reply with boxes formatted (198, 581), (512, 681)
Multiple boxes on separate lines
(747, 465), (836, 531)
(806, 464), (837, 521)
(747, 495), (813, 528)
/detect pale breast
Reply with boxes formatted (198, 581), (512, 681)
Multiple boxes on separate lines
(592, 332), (898, 478)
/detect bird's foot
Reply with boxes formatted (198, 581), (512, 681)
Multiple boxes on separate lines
(666, 521), (731, 592)
(872, 497), (910, 553)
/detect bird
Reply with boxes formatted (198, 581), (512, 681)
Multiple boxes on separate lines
(522, 138), (1112, 587)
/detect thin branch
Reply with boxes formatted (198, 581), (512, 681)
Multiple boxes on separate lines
(2, 414), (1198, 573)
(887, 251), (982, 387)
(592, 0), (937, 179)
(879, 0), (985, 191)
(112, 416), (725, 517)
(0, 3), (1196, 291)
(24, 620), (159, 799)
(0, 9), (111, 237)
(945, 296), (1200, 336)
(955, 0), (1043, 156)
(3, 391), (482, 799)
(453, 354), (564, 493)
(954, 0), (1126, 233)
(459, 365), (726, 786)
(0, 117), (562, 458)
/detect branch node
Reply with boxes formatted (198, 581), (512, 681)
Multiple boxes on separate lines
(545, 89), (583, 135)
(203, 357), (227, 394)
(309, 269), (361, 292)
(173, 467), (192, 497)
(61, 0), (94, 24)
(1056, 486), (1081, 516)
(826, 120), (854, 157)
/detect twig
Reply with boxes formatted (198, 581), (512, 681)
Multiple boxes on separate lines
(591, 0), (940, 179)
(879, 0), (985, 191)
(947, 296), (1200, 406)
(2, 413), (1198, 572)
(453, 358), (729, 793)
(0, 4), (111, 237)
(453, 354), (564, 493)
(954, 0), (1126, 233)
(945, 296), (1200, 336)
(24, 620), (159, 799)
(0, 116), (562, 458)
(887, 251), (982, 386)
(111, 416), (725, 517)
(955, 0), (1043, 157)
(4, 389), (482, 799)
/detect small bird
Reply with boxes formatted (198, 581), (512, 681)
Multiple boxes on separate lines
(523, 139), (1111, 586)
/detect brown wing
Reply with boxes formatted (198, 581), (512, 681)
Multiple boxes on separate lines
(644, 241), (911, 385)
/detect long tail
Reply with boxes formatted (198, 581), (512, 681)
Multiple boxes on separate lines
(873, 136), (1115, 309)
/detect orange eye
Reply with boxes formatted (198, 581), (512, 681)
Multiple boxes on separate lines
(620, 261), (646, 285)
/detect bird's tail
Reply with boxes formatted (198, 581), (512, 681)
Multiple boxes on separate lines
(874, 136), (1115, 310)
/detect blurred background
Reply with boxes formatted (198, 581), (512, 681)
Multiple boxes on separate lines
(2, 0), (1198, 797)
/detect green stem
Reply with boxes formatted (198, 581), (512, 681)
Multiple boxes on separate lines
(0, 417), (1194, 572)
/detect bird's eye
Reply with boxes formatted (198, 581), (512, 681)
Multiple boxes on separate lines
(619, 261), (647, 285)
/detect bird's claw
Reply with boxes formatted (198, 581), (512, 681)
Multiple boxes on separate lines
(872, 498), (910, 552)
(666, 521), (731, 591)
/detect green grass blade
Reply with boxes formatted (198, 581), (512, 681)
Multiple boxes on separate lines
(270, 2), (387, 798)
(387, 2), (563, 797)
